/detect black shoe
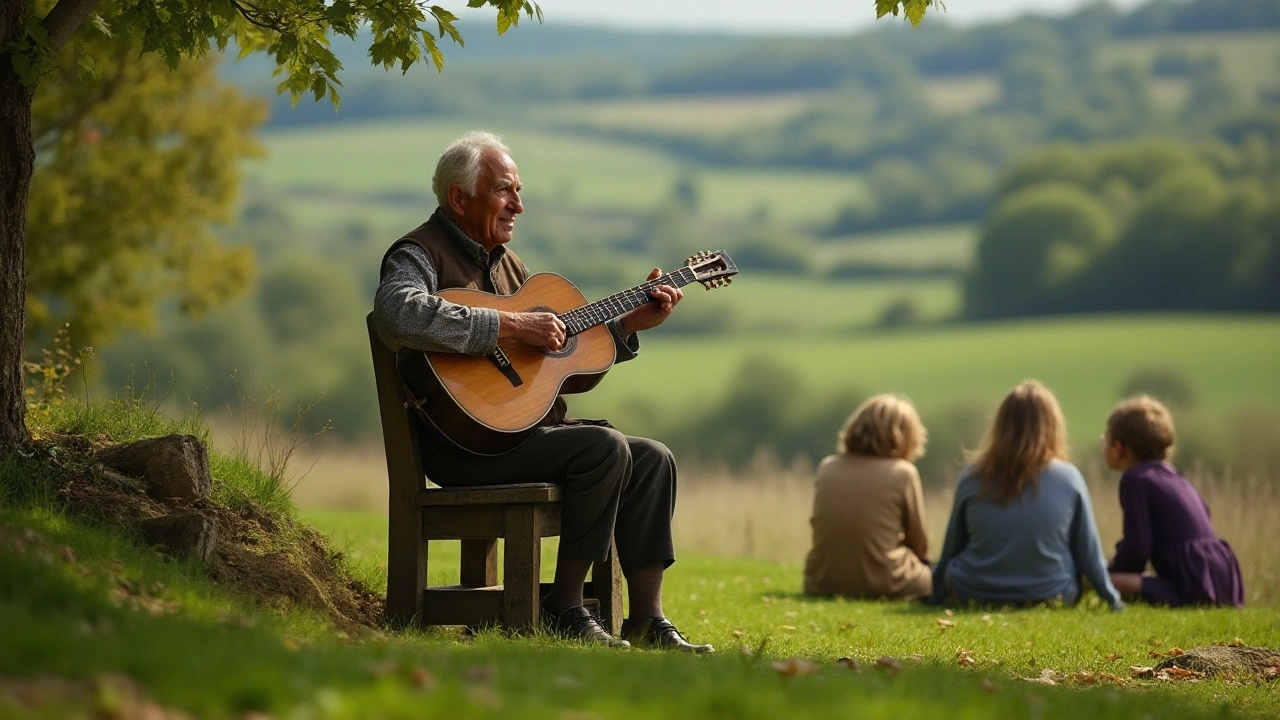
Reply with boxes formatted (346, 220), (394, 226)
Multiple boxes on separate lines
(620, 617), (715, 654)
(542, 604), (630, 648)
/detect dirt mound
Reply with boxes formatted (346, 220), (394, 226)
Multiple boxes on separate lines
(32, 433), (383, 630)
(1156, 645), (1280, 679)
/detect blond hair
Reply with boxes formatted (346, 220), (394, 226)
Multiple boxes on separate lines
(838, 394), (928, 461)
(1107, 395), (1175, 462)
(969, 380), (1068, 506)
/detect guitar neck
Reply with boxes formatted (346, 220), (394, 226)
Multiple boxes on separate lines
(560, 267), (698, 336)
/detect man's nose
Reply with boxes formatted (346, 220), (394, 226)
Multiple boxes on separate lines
(510, 191), (523, 214)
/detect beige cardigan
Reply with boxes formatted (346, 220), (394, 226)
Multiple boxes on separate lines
(803, 454), (932, 599)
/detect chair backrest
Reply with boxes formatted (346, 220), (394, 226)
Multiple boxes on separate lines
(367, 313), (427, 499)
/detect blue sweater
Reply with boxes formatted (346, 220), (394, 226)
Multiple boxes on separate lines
(932, 460), (1123, 609)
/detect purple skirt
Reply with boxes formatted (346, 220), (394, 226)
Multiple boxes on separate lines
(1143, 538), (1245, 607)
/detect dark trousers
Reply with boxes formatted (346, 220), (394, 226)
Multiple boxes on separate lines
(421, 424), (677, 575)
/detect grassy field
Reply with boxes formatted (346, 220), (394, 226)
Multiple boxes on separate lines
(649, 273), (960, 333)
(6, 400), (1280, 719)
(527, 92), (818, 136)
(247, 119), (869, 226)
(567, 314), (1280, 444)
(819, 223), (977, 270)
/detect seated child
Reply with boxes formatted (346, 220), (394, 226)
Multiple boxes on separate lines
(803, 394), (932, 599)
(932, 381), (1122, 609)
(1104, 396), (1244, 607)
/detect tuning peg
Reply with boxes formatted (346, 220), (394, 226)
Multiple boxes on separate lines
(725, 277), (732, 284)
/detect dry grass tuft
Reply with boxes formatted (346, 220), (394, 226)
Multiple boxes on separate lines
(289, 442), (1278, 606)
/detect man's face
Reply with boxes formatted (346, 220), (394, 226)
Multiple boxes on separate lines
(449, 150), (523, 251)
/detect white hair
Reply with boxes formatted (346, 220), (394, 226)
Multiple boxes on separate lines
(432, 130), (510, 207)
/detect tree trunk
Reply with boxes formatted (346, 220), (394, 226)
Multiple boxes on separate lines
(0, 0), (35, 451)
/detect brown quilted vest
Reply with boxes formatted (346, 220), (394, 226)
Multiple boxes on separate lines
(384, 210), (527, 296)
(384, 210), (571, 429)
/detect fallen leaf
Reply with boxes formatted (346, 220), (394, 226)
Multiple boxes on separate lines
(943, 609), (955, 617)
(1166, 647), (1185, 657)
(980, 679), (1001, 693)
(410, 666), (437, 690)
(1068, 671), (1099, 686)
(1161, 667), (1202, 681)
(874, 657), (903, 676)
(58, 546), (77, 564)
(1023, 668), (1059, 686)
(1129, 666), (1154, 678)
(1105, 653), (1124, 661)
(1228, 637), (1246, 648)
(956, 648), (977, 667)
(772, 658), (819, 678)
(731, 629), (744, 638)
(981, 614), (992, 622)
(835, 657), (862, 672)
(780, 625), (797, 632)
(936, 618), (955, 629)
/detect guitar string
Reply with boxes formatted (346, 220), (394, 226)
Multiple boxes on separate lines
(559, 266), (700, 336)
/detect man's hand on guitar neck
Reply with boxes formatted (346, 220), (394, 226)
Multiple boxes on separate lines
(499, 310), (567, 351)
(621, 268), (683, 336)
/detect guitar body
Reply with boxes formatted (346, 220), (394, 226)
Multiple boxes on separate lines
(398, 273), (617, 455)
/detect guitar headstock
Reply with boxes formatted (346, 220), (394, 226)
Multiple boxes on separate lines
(685, 250), (738, 290)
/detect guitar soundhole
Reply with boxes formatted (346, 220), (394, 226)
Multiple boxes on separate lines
(530, 305), (577, 358)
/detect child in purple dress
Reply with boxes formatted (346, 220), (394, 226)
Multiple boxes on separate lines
(1104, 396), (1244, 607)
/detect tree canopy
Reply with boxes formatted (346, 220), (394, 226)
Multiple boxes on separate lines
(26, 30), (263, 345)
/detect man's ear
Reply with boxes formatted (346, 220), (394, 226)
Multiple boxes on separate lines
(446, 185), (468, 216)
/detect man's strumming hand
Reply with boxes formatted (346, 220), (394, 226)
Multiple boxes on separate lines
(499, 311), (566, 351)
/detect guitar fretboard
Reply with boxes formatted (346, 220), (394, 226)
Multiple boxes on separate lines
(560, 267), (698, 336)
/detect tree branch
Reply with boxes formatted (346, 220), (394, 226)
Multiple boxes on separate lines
(40, 0), (104, 50)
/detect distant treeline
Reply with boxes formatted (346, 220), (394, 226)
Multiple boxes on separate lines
(963, 137), (1280, 318)
(240, 0), (1280, 126)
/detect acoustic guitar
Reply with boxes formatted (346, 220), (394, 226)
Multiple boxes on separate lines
(397, 250), (738, 455)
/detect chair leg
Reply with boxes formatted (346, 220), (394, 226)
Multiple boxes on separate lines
(386, 506), (426, 628)
(503, 504), (541, 633)
(461, 539), (498, 587)
(592, 539), (625, 635)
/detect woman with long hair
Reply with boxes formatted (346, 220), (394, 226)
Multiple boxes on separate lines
(804, 394), (932, 599)
(931, 381), (1123, 609)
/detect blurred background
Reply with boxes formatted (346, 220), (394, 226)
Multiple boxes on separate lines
(26, 0), (1280, 587)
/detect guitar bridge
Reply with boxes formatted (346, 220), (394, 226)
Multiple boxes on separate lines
(488, 347), (524, 387)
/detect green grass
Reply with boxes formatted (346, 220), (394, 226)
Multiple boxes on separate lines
(819, 224), (977, 271)
(248, 119), (867, 225)
(569, 314), (1280, 446)
(527, 92), (817, 136)
(6, 493), (1279, 719)
(650, 273), (960, 335)
(5, 387), (1280, 718)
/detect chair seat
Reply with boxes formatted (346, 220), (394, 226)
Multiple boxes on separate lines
(416, 482), (561, 506)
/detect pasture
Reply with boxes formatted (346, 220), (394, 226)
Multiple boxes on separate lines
(247, 120), (869, 226)
(567, 314), (1280, 446)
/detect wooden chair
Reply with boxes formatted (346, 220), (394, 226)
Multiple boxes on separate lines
(367, 314), (623, 633)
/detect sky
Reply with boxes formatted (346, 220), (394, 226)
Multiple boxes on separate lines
(458, 0), (1149, 34)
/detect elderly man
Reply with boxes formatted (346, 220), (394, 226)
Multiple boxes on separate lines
(372, 131), (711, 653)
